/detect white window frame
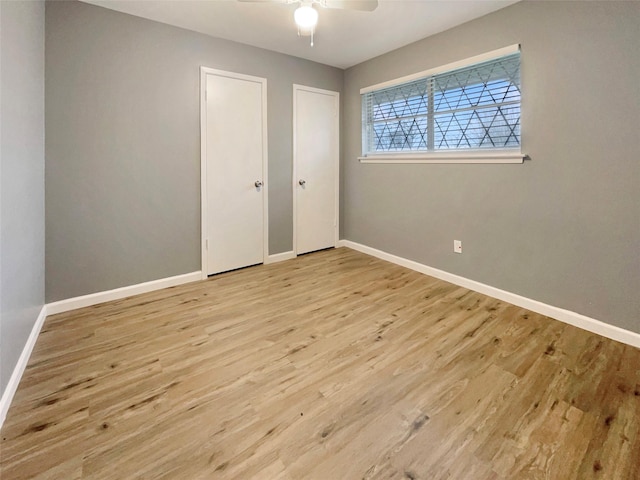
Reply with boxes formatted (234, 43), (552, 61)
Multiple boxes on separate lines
(359, 45), (525, 164)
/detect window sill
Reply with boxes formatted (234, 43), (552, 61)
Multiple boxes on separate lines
(358, 151), (526, 164)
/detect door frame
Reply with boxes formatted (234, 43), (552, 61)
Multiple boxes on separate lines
(292, 84), (340, 256)
(200, 66), (269, 279)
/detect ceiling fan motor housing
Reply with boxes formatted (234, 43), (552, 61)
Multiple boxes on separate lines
(294, 3), (318, 36)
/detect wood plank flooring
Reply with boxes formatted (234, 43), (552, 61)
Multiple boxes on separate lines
(1, 247), (639, 479)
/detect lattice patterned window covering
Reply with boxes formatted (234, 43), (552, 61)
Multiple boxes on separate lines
(362, 51), (521, 156)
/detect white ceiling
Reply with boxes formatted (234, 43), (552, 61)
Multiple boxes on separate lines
(81, 0), (519, 69)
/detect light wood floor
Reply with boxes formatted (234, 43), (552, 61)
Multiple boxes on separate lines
(1, 248), (639, 479)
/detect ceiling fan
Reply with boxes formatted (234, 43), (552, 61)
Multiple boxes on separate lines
(238, 0), (378, 46)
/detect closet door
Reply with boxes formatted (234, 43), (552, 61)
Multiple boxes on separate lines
(294, 85), (339, 255)
(204, 69), (267, 274)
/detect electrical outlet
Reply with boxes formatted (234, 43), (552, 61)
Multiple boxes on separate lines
(454, 240), (462, 254)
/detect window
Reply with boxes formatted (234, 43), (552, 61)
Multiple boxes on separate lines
(360, 45), (523, 163)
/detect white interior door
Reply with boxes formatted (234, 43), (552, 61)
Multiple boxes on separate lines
(204, 69), (267, 275)
(294, 86), (339, 255)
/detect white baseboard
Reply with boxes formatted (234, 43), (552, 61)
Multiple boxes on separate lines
(265, 251), (296, 265)
(0, 305), (48, 429)
(46, 271), (202, 316)
(337, 239), (640, 349)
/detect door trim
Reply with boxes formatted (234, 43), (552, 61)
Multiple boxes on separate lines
(200, 66), (269, 278)
(292, 84), (340, 256)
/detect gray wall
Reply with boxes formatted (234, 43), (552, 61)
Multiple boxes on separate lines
(0, 1), (45, 395)
(342, 1), (640, 333)
(45, 1), (342, 302)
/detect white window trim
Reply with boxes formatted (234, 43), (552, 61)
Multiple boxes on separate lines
(358, 150), (525, 164)
(360, 44), (524, 164)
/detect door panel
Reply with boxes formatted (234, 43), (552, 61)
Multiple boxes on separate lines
(295, 87), (339, 255)
(206, 72), (265, 274)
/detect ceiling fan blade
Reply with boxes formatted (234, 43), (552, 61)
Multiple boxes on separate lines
(322, 0), (378, 11)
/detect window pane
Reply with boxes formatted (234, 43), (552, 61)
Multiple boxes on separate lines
(433, 55), (520, 113)
(365, 78), (428, 152)
(370, 79), (428, 120)
(372, 93), (427, 121)
(373, 117), (427, 151)
(434, 104), (520, 149)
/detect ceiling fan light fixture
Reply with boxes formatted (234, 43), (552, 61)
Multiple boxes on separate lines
(294, 5), (318, 35)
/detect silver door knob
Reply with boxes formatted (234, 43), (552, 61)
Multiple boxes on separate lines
(255, 180), (263, 188)
(299, 179), (306, 186)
